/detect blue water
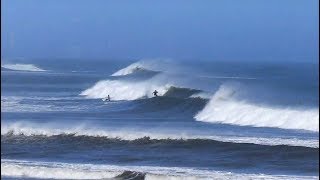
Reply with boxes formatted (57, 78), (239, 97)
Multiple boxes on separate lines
(1, 60), (319, 179)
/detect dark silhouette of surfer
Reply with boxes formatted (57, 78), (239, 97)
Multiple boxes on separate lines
(153, 90), (158, 97)
(103, 95), (111, 101)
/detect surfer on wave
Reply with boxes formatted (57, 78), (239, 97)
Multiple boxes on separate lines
(103, 95), (111, 101)
(153, 90), (158, 97)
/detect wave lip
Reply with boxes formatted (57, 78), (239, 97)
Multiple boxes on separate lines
(111, 61), (157, 76)
(1, 64), (46, 72)
(195, 84), (319, 132)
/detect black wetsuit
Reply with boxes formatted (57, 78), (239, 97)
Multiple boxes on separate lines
(153, 91), (158, 97)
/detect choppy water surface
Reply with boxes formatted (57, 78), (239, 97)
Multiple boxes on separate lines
(1, 60), (319, 179)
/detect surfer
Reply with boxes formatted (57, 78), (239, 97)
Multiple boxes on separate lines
(153, 90), (158, 97)
(103, 95), (111, 101)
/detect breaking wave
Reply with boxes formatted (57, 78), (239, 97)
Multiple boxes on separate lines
(1, 123), (318, 147)
(80, 79), (204, 101)
(111, 61), (162, 76)
(80, 80), (171, 100)
(82, 60), (319, 132)
(195, 83), (319, 132)
(1, 63), (46, 72)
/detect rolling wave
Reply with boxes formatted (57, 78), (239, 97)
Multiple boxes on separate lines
(195, 83), (319, 132)
(80, 79), (204, 101)
(82, 68), (319, 132)
(1, 64), (46, 72)
(2, 123), (318, 147)
(2, 133), (319, 150)
(80, 79), (171, 100)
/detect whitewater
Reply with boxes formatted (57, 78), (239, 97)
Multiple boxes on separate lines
(1, 63), (46, 72)
(1, 60), (319, 179)
(80, 61), (319, 132)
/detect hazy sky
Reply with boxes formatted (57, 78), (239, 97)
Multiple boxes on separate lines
(1, 0), (319, 62)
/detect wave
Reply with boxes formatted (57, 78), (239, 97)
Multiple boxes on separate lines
(111, 61), (161, 76)
(2, 159), (317, 180)
(84, 61), (319, 132)
(3, 133), (319, 150)
(80, 80), (171, 100)
(195, 83), (319, 132)
(130, 95), (207, 114)
(2, 123), (318, 147)
(80, 79), (204, 101)
(1, 64), (46, 72)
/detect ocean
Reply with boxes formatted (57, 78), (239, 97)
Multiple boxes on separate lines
(1, 59), (319, 179)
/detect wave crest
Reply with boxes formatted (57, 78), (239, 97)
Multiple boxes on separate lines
(111, 61), (159, 76)
(80, 80), (171, 100)
(80, 78), (205, 101)
(195, 83), (319, 132)
(2, 122), (318, 147)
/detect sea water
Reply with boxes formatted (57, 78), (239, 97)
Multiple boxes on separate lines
(1, 59), (319, 179)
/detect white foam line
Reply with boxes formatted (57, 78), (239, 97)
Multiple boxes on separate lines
(195, 83), (319, 132)
(1, 159), (317, 180)
(1, 123), (318, 148)
(1, 64), (46, 72)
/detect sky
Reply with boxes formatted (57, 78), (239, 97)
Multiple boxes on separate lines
(1, 0), (319, 62)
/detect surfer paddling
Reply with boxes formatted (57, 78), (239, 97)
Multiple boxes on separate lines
(153, 90), (158, 97)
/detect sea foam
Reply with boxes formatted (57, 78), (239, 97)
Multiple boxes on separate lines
(1, 63), (46, 72)
(2, 122), (318, 147)
(1, 159), (317, 180)
(80, 79), (171, 100)
(195, 84), (319, 132)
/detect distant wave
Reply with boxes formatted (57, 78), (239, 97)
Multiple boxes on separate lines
(2, 123), (318, 147)
(3, 159), (316, 180)
(112, 61), (159, 76)
(195, 83), (319, 132)
(1, 63), (46, 72)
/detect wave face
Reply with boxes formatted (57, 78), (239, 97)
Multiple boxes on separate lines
(195, 83), (319, 132)
(80, 80), (172, 100)
(80, 80), (204, 101)
(1, 63), (46, 72)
